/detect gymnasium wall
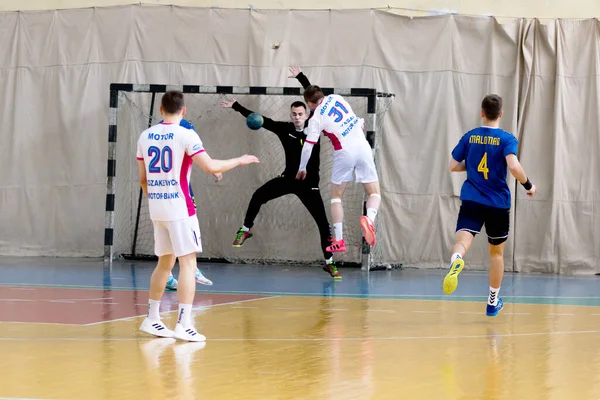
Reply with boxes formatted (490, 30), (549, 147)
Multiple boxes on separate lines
(3, 0), (600, 19)
(0, 5), (598, 274)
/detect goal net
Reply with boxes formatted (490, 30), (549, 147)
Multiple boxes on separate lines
(105, 84), (394, 269)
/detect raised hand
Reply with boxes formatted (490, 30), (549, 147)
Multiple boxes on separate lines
(220, 98), (236, 108)
(288, 66), (302, 78)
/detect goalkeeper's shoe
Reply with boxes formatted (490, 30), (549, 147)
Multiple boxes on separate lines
(165, 273), (178, 291)
(195, 268), (213, 286)
(323, 261), (342, 280)
(232, 228), (253, 247)
(326, 238), (346, 253)
(360, 216), (376, 246)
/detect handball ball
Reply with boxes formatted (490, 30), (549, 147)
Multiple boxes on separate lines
(246, 113), (264, 130)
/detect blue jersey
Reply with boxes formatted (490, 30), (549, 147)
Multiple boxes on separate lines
(451, 127), (518, 209)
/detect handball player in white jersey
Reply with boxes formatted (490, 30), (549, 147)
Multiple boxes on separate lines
(296, 85), (381, 253)
(137, 90), (259, 342)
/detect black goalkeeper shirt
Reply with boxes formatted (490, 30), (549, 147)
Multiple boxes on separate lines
(231, 73), (321, 187)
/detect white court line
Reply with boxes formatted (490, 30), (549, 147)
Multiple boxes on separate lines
(413, 311), (441, 314)
(92, 302), (119, 305)
(320, 308), (348, 311)
(2, 329), (600, 343)
(366, 309), (395, 313)
(0, 397), (53, 400)
(60, 297), (114, 302)
(0, 321), (74, 326)
(159, 289), (600, 300)
(0, 297), (114, 303)
(81, 295), (278, 326)
(0, 299), (34, 302)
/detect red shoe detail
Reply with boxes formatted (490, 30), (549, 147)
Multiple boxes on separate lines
(326, 238), (346, 253)
(360, 216), (376, 246)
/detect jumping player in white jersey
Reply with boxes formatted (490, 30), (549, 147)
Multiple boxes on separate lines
(137, 90), (259, 342)
(296, 85), (381, 253)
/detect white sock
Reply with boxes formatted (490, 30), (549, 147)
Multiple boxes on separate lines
(488, 287), (500, 306)
(148, 299), (161, 320)
(326, 257), (333, 265)
(366, 208), (377, 222)
(333, 223), (343, 241)
(450, 253), (462, 264)
(242, 225), (250, 232)
(177, 304), (193, 328)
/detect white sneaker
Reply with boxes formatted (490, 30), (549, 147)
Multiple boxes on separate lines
(195, 268), (213, 286)
(173, 323), (206, 342)
(140, 318), (174, 338)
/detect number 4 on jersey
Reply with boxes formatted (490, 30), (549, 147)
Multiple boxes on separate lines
(478, 152), (489, 180)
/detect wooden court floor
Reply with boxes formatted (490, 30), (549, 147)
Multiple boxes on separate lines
(1, 282), (600, 400)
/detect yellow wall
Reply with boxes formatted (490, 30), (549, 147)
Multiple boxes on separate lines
(3, 0), (600, 19)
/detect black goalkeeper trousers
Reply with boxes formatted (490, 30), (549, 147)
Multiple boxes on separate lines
(243, 176), (333, 260)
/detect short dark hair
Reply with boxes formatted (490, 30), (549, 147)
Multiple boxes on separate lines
(290, 101), (307, 110)
(481, 94), (502, 120)
(161, 90), (185, 114)
(304, 85), (324, 104)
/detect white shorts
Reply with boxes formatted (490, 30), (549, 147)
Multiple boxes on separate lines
(331, 140), (379, 185)
(152, 216), (202, 257)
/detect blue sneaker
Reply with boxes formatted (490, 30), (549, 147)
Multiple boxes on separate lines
(486, 298), (504, 317)
(195, 268), (213, 286)
(165, 274), (178, 291)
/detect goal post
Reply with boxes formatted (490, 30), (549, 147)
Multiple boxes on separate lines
(104, 83), (394, 270)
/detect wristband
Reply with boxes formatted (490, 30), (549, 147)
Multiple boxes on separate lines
(522, 178), (532, 191)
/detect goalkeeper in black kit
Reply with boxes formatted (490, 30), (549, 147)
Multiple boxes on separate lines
(220, 66), (340, 279)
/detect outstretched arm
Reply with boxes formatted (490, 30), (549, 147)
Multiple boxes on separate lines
(220, 98), (287, 134)
(192, 152), (259, 175)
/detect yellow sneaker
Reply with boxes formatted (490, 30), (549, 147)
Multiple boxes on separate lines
(443, 257), (465, 294)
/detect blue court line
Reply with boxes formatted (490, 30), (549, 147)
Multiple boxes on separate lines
(2, 283), (600, 307)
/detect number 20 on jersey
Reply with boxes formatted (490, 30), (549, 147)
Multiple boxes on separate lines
(148, 146), (173, 173)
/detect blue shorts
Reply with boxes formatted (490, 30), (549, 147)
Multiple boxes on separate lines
(456, 200), (510, 245)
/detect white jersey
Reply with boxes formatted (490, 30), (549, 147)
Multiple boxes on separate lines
(136, 122), (205, 221)
(305, 94), (366, 151)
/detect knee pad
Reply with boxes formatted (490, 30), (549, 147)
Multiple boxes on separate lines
(368, 193), (381, 199)
(331, 198), (342, 204)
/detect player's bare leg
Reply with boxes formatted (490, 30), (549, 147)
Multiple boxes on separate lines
(443, 230), (475, 294)
(486, 242), (505, 316)
(326, 182), (348, 253)
(140, 254), (177, 338)
(360, 181), (381, 246)
(173, 252), (206, 342)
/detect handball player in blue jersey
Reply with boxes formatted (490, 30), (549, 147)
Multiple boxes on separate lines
(444, 94), (536, 316)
